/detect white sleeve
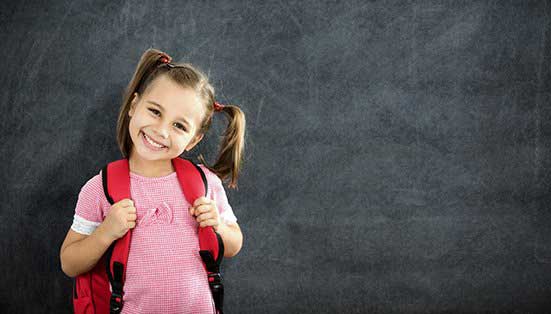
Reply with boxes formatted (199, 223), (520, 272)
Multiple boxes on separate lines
(219, 206), (238, 224)
(70, 214), (101, 235)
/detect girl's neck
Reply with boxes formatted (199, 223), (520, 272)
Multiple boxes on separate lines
(128, 152), (174, 178)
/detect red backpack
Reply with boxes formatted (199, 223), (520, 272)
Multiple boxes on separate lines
(72, 157), (225, 314)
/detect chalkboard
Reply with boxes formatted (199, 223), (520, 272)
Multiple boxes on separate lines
(1, 0), (550, 313)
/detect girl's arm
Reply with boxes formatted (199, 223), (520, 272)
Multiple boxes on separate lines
(59, 223), (115, 277)
(216, 221), (243, 258)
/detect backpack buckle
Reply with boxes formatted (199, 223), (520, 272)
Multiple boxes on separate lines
(208, 272), (222, 283)
(110, 292), (124, 313)
(208, 273), (224, 313)
(208, 272), (223, 289)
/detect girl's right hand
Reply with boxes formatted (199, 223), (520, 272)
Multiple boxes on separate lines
(101, 198), (137, 241)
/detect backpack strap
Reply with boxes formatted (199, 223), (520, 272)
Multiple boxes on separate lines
(101, 159), (132, 314)
(172, 157), (225, 314)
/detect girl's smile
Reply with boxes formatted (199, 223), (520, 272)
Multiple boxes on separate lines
(140, 130), (168, 151)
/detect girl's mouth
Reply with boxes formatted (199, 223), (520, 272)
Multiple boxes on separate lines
(141, 131), (167, 151)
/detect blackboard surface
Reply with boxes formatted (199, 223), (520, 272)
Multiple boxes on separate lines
(1, 1), (550, 313)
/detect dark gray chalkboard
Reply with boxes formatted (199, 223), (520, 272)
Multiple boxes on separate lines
(1, 0), (550, 313)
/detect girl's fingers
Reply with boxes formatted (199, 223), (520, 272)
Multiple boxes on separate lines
(194, 204), (215, 215)
(199, 218), (217, 228)
(121, 199), (134, 207)
(193, 197), (212, 208)
(196, 211), (214, 222)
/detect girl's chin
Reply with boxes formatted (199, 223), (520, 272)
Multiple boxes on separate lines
(138, 145), (172, 157)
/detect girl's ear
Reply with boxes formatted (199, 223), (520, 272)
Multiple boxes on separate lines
(129, 92), (139, 117)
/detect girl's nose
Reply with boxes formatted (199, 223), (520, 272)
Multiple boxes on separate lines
(153, 127), (169, 139)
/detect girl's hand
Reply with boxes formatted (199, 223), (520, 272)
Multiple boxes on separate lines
(101, 198), (137, 241)
(189, 197), (221, 231)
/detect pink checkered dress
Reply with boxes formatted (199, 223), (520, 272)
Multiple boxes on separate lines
(70, 164), (238, 314)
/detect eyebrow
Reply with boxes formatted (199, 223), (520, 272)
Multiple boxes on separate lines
(146, 100), (191, 127)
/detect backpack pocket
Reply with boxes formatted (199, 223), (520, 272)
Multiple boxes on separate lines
(73, 296), (93, 314)
(73, 276), (94, 314)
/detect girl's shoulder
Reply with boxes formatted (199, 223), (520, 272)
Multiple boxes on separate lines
(74, 170), (110, 223)
(197, 163), (223, 184)
(77, 170), (110, 207)
(79, 170), (103, 195)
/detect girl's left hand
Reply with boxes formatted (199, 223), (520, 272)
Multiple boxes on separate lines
(189, 196), (221, 231)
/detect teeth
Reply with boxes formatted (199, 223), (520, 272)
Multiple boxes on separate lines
(143, 132), (165, 148)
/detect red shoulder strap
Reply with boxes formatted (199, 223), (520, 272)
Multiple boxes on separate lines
(172, 157), (208, 203)
(103, 159), (131, 202)
(172, 157), (224, 264)
(102, 159), (132, 300)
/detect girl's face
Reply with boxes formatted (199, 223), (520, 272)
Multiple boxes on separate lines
(128, 75), (205, 163)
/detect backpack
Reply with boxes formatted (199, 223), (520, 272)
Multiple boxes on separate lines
(72, 157), (225, 314)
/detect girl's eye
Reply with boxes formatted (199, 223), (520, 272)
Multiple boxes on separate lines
(174, 123), (187, 131)
(148, 108), (186, 131)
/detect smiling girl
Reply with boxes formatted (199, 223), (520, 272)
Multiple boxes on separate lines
(60, 48), (245, 313)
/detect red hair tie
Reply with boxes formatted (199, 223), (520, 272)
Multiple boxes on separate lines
(159, 53), (172, 64)
(213, 101), (225, 112)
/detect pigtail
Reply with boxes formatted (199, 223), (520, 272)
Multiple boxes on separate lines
(198, 104), (246, 190)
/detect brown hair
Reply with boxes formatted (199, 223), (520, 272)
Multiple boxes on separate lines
(116, 48), (246, 189)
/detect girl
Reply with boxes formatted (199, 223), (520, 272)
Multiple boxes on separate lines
(59, 48), (245, 313)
